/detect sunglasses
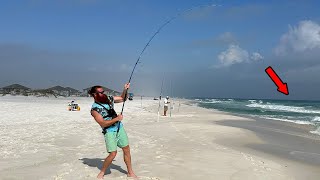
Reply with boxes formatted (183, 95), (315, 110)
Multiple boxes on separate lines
(96, 91), (105, 94)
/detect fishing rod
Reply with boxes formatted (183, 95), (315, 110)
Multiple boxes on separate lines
(117, 4), (217, 133)
(157, 74), (165, 122)
(120, 16), (175, 116)
(170, 79), (173, 117)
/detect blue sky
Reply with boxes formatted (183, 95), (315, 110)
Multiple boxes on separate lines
(1, 0), (320, 100)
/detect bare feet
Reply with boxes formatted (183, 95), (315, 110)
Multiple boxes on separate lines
(127, 172), (138, 178)
(97, 171), (104, 179)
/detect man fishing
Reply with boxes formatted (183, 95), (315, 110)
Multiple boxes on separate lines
(88, 83), (137, 179)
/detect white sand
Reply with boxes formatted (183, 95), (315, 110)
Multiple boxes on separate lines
(0, 96), (301, 179)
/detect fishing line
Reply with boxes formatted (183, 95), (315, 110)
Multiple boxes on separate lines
(117, 4), (217, 133)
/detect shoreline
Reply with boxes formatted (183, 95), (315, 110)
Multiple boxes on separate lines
(215, 116), (320, 179)
(189, 98), (320, 136)
(178, 99), (320, 178)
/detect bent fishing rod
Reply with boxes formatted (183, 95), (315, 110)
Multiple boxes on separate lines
(117, 4), (217, 133)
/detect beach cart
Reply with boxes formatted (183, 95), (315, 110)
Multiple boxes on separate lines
(68, 101), (80, 111)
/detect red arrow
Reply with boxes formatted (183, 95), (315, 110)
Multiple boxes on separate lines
(265, 66), (289, 95)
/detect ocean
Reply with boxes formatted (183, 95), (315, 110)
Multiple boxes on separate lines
(192, 98), (320, 135)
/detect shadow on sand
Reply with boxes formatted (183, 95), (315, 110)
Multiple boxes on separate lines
(79, 158), (127, 175)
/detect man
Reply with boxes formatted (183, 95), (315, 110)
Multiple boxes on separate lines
(89, 83), (137, 179)
(163, 96), (170, 116)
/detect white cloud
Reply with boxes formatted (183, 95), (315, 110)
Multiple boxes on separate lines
(251, 52), (263, 61)
(217, 44), (263, 67)
(218, 45), (249, 66)
(275, 20), (320, 55)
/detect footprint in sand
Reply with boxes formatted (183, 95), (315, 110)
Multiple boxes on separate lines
(137, 176), (161, 180)
(155, 151), (161, 154)
(119, 175), (160, 180)
(155, 155), (168, 159)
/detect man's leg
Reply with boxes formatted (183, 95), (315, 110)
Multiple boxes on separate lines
(97, 151), (117, 179)
(98, 131), (118, 179)
(122, 145), (137, 178)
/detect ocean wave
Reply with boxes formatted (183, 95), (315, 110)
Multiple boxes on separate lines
(312, 116), (320, 122)
(257, 116), (315, 125)
(310, 126), (320, 135)
(191, 102), (199, 107)
(248, 99), (264, 104)
(197, 99), (225, 104)
(246, 103), (320, 114)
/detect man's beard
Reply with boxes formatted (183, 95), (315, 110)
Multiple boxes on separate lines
(96, 94), (109, 104)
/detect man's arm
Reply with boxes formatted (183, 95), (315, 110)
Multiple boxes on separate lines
(91, 110), (122, 127)
(114, 83), (130, 103)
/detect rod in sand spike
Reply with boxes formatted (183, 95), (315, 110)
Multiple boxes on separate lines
(169, 80), (172, 117)
(117, 3), (217, 133)
(157, 75), (165, 122)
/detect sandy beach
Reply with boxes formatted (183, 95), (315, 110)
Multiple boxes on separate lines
(1, 96), (319, 180)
